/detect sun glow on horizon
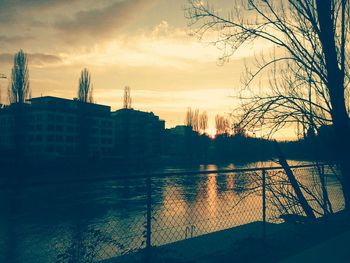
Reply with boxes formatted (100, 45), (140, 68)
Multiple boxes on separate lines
(0, 1), (298, 140)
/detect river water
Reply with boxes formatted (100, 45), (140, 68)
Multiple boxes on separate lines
(0, 160), (344, 262)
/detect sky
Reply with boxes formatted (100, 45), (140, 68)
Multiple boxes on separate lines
(0, 0), (294, 138)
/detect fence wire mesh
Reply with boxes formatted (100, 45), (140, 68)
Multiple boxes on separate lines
(0, 163), (344, 263)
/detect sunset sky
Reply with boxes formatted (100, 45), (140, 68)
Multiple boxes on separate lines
(0, 0), (293, 138)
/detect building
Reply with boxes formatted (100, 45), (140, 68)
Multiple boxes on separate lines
(164, 125), (196, 158)
(111, 108), (165, 162)
(0, 96), (113, 160)
(0, 96), (165, 163)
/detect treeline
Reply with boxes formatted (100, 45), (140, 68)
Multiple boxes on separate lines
(163, 108), (334, 163)
(163, 132), (273, 165)
(163, 123), (336, 166)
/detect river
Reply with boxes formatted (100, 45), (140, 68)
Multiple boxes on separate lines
(0, 160), (344, 262)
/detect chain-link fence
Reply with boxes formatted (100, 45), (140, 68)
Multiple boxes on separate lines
(0, 163), (344, 262)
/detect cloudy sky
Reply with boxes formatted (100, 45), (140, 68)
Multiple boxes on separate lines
(0, 0), (291, 137)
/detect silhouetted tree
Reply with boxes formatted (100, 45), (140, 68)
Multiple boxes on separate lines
(185, 107), (205, 133)
(192, 109), (200, 132)
(233, 161), (334, 221)
(233, 123), (246, 137)
(4, 52), (30, 261)
(78, 68), (94, 103)
(215, 114), (230, 135)
(8, 50), (30, 104)
(185, 107), (194, 127)
(76, 69), (94, 161)
(199, 111), (208, 134)
(186, 0), (350, 209)
(6, 50), (31, 163)
(123, 86), (132, 109)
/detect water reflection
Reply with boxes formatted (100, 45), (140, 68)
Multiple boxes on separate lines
(206, 173), (219, 228)
(0, 161), (344, 263)
(226, 173), (234, 190)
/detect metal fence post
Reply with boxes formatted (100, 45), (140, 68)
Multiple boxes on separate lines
(262, 169), (266, 240)
(320, 164), (328, 216)
(146, 175), (152, 261)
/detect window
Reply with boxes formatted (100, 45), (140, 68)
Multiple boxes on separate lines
(27, 124), (34, 131)
(48, 114), (55, 121)
(36, 145), (42, 153)
(47, 124), (55, 131)
(56, 125), (64, 132)
(66, 136), (75, 143)
(101, 138), (112, 144)
(45, 145), (54, 152)
(36, 114), (43, 121)
(67, 116), (76, 123)
(27, 134), (34, 142)
(101, 120), (112, 127)
(55, 145), (63, 153)
(67, 126), (76, 132)
(66, 146), (73, 153)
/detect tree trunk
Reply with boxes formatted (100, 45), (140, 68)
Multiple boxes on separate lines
(274, 142), (316, 219)
(316, 0), (350, 209)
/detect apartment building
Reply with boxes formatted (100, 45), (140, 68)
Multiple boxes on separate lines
(0, 96), (165, 162)
(0, 96), (113, 159)
(111, 108), (165, 162)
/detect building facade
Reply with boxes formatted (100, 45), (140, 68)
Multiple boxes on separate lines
(0, 96), (165, 163)
(111, 108), (165, 162)
(0, 96), (114, 160)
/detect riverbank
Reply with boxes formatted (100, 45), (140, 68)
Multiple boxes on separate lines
(104, 211), (350, 263)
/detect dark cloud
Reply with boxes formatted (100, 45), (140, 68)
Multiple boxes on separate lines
(0, 0), (159, 47)
(0, 52), (62, 66)
(0, 0), (80, 13)
(55, 0), (155, 39)
(0, 0), (83, 24)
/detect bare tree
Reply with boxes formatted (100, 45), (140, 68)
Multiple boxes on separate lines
(234, 163), (336, 221)
(233, 123), (246, 136)
(185, 107), (203, 132)
(185, 107), (194, 127)
(8, 50), (30, 104)
(199, 111), (208, 134)
(123, 86), (132, 109)
(78, 68), (94, 103)
(192, 109), (200, 132)
(215, 114), (230, 135)
(186, 0), (350, 208)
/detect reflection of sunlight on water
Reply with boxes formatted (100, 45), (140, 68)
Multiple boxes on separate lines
(6, 161), (343, 263)
(225, 164), (235, 190)
(199, 164), (218, 171)
(160, 185), (189, 227)
(206, 173), (218, 227)
(226, 173), (234, 190)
